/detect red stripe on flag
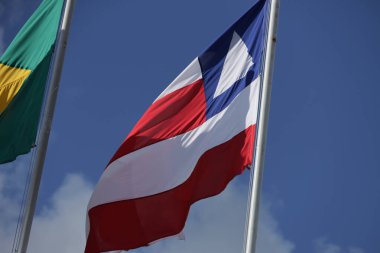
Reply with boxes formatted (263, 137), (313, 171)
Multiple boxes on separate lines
(85, 125), (255, 253)
(108, 79), (207, 166)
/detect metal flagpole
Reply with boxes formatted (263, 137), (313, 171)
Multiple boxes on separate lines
(17, 0), (75, 252)
(243, 0), (280, 253)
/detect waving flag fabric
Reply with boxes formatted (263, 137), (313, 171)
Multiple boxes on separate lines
(0, 0), (64, 164)
(86, 1), (268, 252)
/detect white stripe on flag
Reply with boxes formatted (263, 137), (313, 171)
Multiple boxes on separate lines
(155, 58), (202, 101)
(214, 31), (254, 98)
(88, 76), (260, 210)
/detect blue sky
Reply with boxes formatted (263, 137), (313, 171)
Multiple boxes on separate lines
(1, 0), (380, 252)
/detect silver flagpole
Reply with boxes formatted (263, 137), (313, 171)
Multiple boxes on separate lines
(18, 0), (75, 252)
(244, 0), (280, 253)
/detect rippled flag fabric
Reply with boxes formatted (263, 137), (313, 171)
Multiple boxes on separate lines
(85, 1), (268, 252)
(0, 0), (64, 164)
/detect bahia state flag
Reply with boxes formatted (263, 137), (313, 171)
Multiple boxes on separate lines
(0, 0), (64, 164)
(86, 0), (269, 252)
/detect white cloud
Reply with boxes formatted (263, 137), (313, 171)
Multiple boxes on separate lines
(0, 159), (32, 253)
(314, 238), (365, 253)
(256, 202), (295, 253)
(314, 238), (342, 253)
(28, 174), (93, 253)
(0, 166), (295, 253)
(0, 163), (92, 253)
(348, 247), (365, 253)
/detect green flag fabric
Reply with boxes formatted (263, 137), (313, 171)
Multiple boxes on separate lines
(0, 0), (64, 164)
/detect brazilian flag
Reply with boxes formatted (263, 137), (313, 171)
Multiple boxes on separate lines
(0, 0), (64, 163)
